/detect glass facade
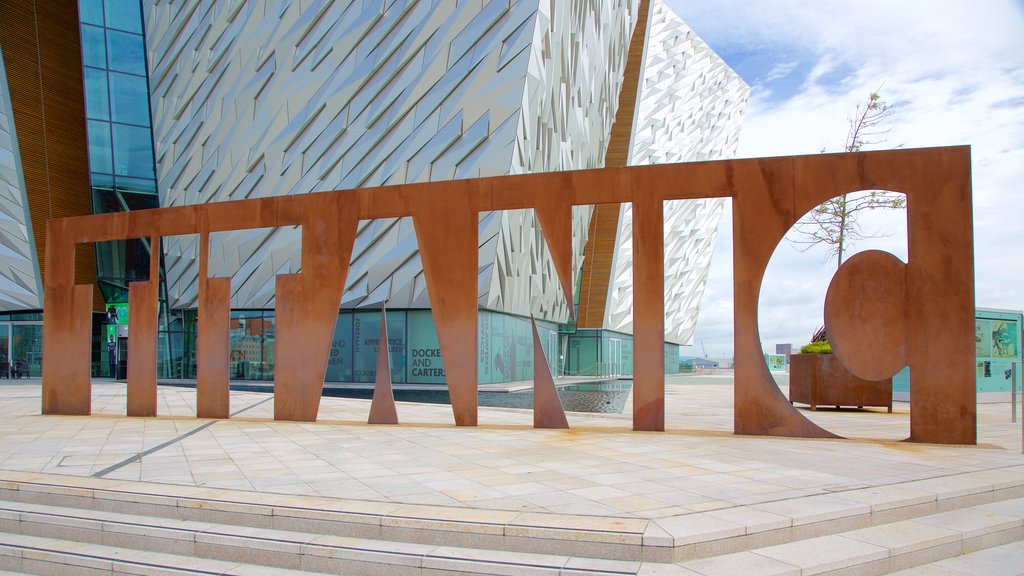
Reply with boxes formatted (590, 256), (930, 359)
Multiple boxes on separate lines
(67, 3), (684, 384)
(78, 0), (182, 377)
(179, 309), (566, 385)
(562, 330), (679, 377)
(0, 312), (43, 379)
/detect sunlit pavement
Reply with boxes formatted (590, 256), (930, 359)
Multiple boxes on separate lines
(0, 374), (1019, 518)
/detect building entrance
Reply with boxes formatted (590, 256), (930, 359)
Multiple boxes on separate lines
(0, 322), (43, 378)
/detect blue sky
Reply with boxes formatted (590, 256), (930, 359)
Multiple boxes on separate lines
(661, 0), (1024, 359)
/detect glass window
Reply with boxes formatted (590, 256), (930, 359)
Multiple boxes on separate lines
(11, 324), (43, 378)
(109, 72), (150, 126)
(92, 187), (124, 214)
(112, 123), (154, 179)
(87, 119), (113, 174)
(115, 177), (157, 195)
(81, 25), (106, 68)
(83, 68), (109, 120)
(79, 0), (105, 26)
(230, 311), (263, 380)
(117, 190), (159, 211)
(104, 0), (142, 34)
(106, 30), (146, 75)
(326, 314), (353, 382)
(90, 172), (114, 192)
(259, 314), (275, 380)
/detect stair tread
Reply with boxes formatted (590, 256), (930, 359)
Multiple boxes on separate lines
(888, 539), (1024, 575)
(3, 465), (1024, 549)
(0, 472), (1021, 575)
(0, 531), (321, 575)
(0, 528), (650, 576)
(673, 498), (1024, 576)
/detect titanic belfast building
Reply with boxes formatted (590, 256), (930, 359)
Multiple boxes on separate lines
(0, 0), (746, 383)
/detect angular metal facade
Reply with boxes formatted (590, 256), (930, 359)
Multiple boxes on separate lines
(148, 0), (642, 323)
(605, 1), (749, 343)
(0, 46), (42, 310)
(0, 0), (748, 349)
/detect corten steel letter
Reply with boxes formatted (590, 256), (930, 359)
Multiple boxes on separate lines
(41, 220), (92, 415)
(732, 147), (975, 444)
(410, 183), (479, 426)
(731, 158), (837, 439)
(631, 191), (666, 431)
(39, 148), (973, 442)
(126, 234), (161, 417)
(197, 228), (231, 419)
(368, 308), (399, 425)
(823, 148), (975, 444)
(532, 317), (568, 429)
(274, 195), (358, 421)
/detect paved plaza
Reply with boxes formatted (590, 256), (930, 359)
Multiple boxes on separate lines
(0, 374), (1020, 516)
(0, 374), (1021, 575)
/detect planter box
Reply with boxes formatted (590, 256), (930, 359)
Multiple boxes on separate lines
(789, 353), (892, 412)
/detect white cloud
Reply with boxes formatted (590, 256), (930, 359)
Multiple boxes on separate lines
(666, 0), (1024, 357)
(762, 60), (800, 83)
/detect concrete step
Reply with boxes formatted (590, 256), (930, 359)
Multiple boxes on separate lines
(888, 539), (1024, 575)
(0, 523), (646, 575)
(0, 487), (1021, 574)
(1, 467), (1023, 564)
(0, 531), (321, 575)
(0, 498), (646, 575)
(0, 498), (1020, 575)
(668, 497), (1024, 576)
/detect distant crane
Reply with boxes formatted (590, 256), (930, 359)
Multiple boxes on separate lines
(700, 340), (707, 358)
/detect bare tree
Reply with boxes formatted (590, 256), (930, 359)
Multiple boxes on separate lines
(790, 90), (906, 269)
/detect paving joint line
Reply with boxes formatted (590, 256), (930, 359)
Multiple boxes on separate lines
(92, 396), (272, 478)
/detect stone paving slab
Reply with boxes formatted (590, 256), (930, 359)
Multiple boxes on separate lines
(0, 376), (1020, 525)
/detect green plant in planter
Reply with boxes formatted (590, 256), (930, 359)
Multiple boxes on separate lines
(800, 340), (833, 354)
(800, 326), (833, 354)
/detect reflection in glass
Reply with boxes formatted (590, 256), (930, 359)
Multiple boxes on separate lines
(103, 0), (142, 33)
(81, 25), (106, 68)
(12, 324), (43, 378)
(230, 311), (263, 380)
(83, 68), (109, 120)
(112, 124), (155, 179)
(106, 30), (146, 75)
(0, 325), (8, 378)
(95, 238), (152, 303)
(87, 120), (113, 174)
(109, 73), (150, 126)
(260, 314), (274, 380)
(79, 0), (104, 26)
(116, 176), (157, 195)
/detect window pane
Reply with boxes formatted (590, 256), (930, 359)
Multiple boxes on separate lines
(90, 172), (114, 191)
(108, 72), (150, 126)
(81, 25), (106, 68)
(106, 30), (146, 75)
(260, 314), (275, 380)
(112, 123), (154, 179)
(83, 68), (109, 120)
(104, 0), (142, 33)
(115, 177), (157, 195)
(92, 187), (123, 214)
(79, 0), (104, 26)
(117, 190), (159, 211)
(87, 119), (113, 174)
